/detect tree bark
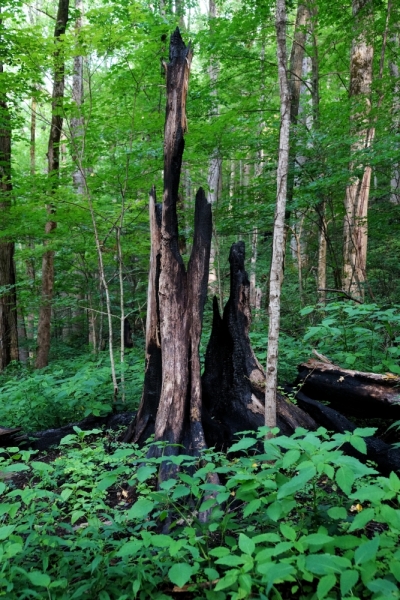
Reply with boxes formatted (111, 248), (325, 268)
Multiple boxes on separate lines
(295, 359), (400, 418)
(202, 242), (317, 449)
(342, 0), (374, 300)
(0, 18), (19, 370)
(286, 3), (310, 218)
(36, 0), (70, 369)
(125, 30), (214, 480)
(264, 0), (291, 429)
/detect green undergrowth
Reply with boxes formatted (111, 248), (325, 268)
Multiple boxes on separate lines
(0, 349), (144, 431)
(250, 302), (400, 383)
(1, 427), (400, 599)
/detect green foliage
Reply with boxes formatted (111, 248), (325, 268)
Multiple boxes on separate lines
(0, 349), (143, 430)
(1, 427), (400, 599)
(300, 302), (400, 374)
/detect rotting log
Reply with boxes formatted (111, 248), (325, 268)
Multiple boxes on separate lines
(202, 242), (317, 450)
(0, 426), (26, 449)
(295, 359), (400, 418)
(27, 412), (135, 451)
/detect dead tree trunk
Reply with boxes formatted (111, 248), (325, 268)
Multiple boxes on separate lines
(202, 242), (317, 449)
(124, 29), (317, 466)
(124, 30), (212, 479)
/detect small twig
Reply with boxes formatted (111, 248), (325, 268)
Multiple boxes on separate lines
(318, 288), (363, 304)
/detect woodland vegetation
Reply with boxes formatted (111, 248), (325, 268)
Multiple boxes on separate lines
(1, 0), (400, 598)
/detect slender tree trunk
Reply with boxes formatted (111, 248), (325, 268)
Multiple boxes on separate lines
(264, 0), (291, 429)
(0, 18), (19, 370)
(286, 3), (310, 218)
(389, 3), (399, 204)
(207, 0), (222, 297)
(342, 0), (374, 299)
(36, 0), (70, 368)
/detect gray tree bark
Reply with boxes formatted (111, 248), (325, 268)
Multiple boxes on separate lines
(264, 0), (291, 429)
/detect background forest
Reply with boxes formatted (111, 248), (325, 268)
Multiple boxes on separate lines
(2, 0), (400, 429)
(2, 2), (400, 600)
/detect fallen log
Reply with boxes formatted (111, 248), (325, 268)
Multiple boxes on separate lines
(285, 387), (400, 474)
(295, 359), (400, 418)
(28, 412), (135, 451)
(0, 426), (27, 449)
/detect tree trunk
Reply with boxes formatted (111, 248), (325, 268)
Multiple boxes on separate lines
(125, 30), (214, 480)
(264, 0), (291, 429)
(342, 0), (374, 299)
(295, 359), (400, 419)
(0, 33), (19, 370)
(202, 242), (317, 449)
(286, 3), (310, 219)
(36, 0), (70, 369)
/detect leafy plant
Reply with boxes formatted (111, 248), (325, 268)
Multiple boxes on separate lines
(1, 427), (400, 599)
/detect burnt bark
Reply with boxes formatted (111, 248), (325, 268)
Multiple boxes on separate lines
(295, 360), (400, 418)
(124, 189), (162, 445)
(202, 242), (317, 449)
(36, 0), (69, 369)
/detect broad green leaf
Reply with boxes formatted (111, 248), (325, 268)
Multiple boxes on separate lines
(209, 547), (230, 558)
(238, 533), (255, 555)
(302, 533), (333, 546)
(116, 539), (143, 557)
(0, 525), (15, 540)
(4, 463), (29, 473)
(390, 560), (400, 583)
(327, 506), (347, 520)
(31, 461), (54, 472)
(215, 571), (239, 591)
(266, 501), (282, 521)
(168, 563), (194, 589)
(277, 466), (316, 499)
(257, 562), (295, 583)
(151, 534), (171, 548)
(199, 498), (216, 513)
(27, 571), (51, 588)
(367, 578), (399, 595)
(305, 554), (351, 575)
(317, 574), (336, 599)
(71, 510), (85, 525)
(127, 498), (154, 519)
(96, 475), (117, 491)
(348, 507), (374, 532)
(0, 482), (5, 495)
(336, 466), (355, 495)
(349, 436), (367, 454)
(228, 438), (257, 453)
(354, 536), (379, 565)
(61, 488), (73, 501)
(282, 449), (300, 469)
(340, 570), (359, 596)
(216, 555), (246, 567)
(136, 466), (156, 483)
(243, 498), (261, 516)
(280, 523), (297, 542)
(204, 568), (219, 581)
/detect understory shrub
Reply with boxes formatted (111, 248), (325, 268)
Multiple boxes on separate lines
(0, 349), (143, 431)
(1, 426), (400, 599)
